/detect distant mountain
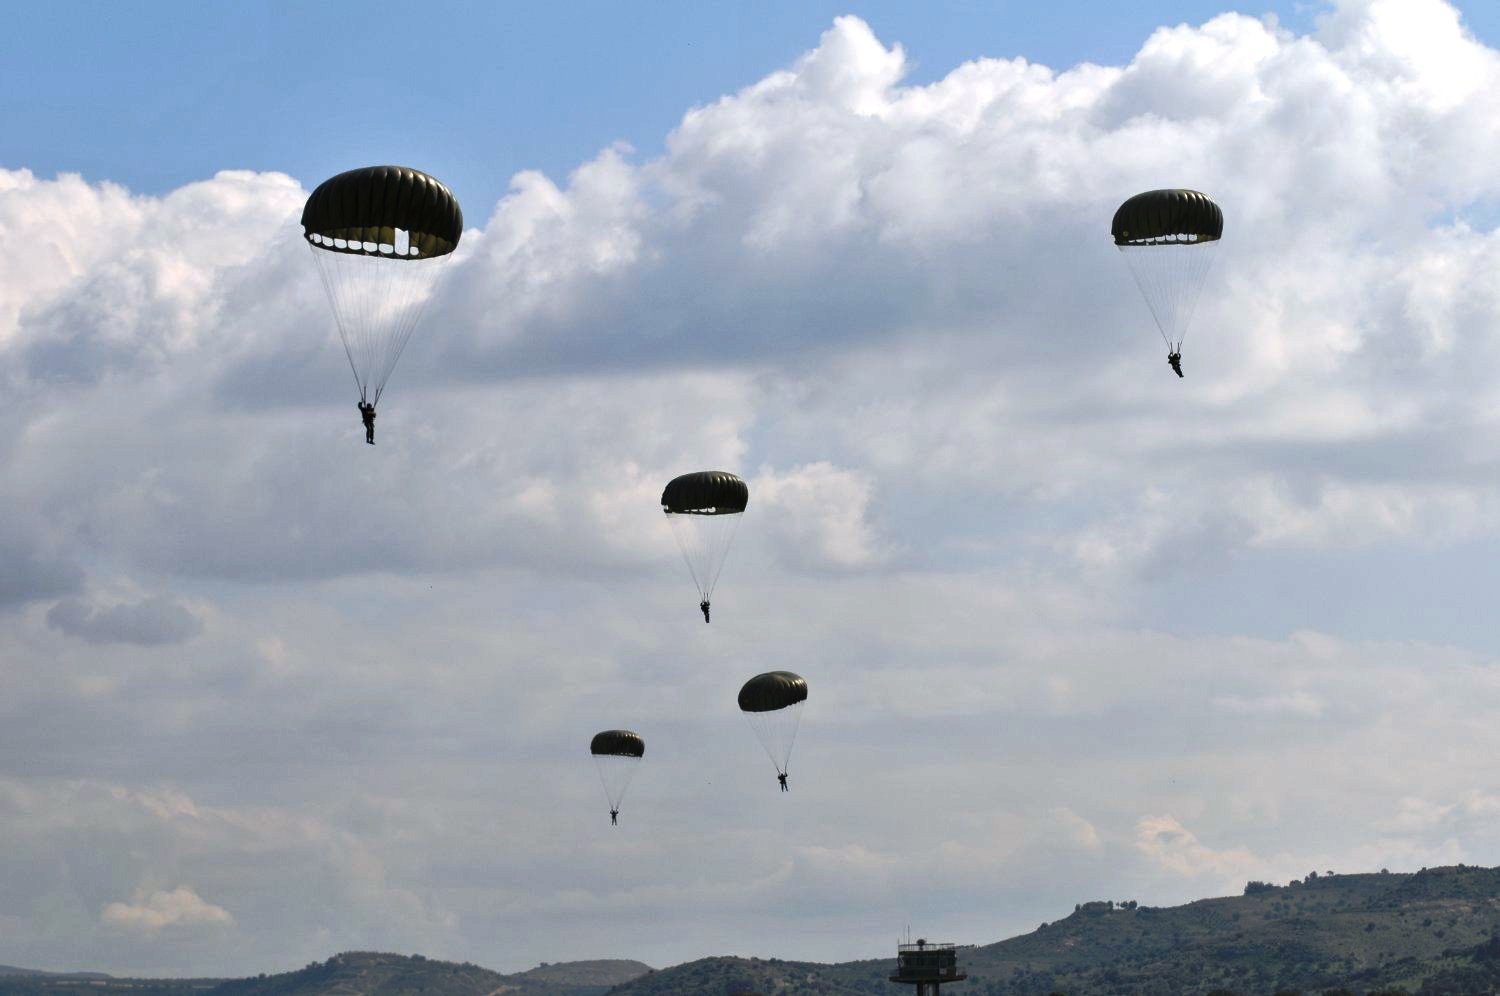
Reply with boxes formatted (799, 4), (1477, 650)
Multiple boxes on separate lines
(0, 953), (650, 996)
(605, 864), (1500, 995)
(212, 952), (651, 996)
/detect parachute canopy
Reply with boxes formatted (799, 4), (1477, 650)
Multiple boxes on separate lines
(590, 729), (644, 815)
(662, 471), (749, 515)
(302, 166), (463, 258)
(738, 671), (808, 712)
(302, 165), (463, 405)
(739, 671), (807, 778)
(662, 471), (748, 613)
(1112, 189), (1222, 353)
(590, 729), (646, 758)
(1111, 189), (1222, 247)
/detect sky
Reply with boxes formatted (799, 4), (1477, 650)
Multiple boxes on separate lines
(3, 0), (1500, 980)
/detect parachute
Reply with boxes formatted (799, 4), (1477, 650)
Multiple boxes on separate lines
(1112, 189), (1222, 354)
(302, 165), (463, 406)
(590, 729), (644, 821)
(738, 671), (807, 781)
(661, 471), (748, 621)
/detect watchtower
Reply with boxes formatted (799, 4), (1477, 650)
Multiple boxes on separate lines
(890, 938), (966, 994)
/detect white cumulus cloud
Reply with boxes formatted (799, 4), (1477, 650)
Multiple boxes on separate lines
(101, 887), (233, 933)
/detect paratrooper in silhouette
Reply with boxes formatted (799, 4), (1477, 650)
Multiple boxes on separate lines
(358, 400), (377, 444)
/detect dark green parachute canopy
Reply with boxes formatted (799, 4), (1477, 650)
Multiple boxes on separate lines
(1112, 189), (1222, 246)
(302, 165), (463, 259)
(738, 671), (808, 713)
(590, 730), (645, 758)
(662, 471), (749, 515)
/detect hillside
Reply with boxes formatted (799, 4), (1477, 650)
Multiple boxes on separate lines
(0, 975), (218, 996)
(517, 960), (657, 989)
(10, 868), (1500, 996)
(606, 864), (1500, 995)
(211, 952), (649, 996)
(0, 953), (651, 996)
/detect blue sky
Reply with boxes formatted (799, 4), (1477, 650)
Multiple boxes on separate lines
(6, 0), (1500, 980)
(6, 0), (1493, 212)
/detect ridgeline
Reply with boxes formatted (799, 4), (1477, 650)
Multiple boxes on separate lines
(0, 952), (651, 996)
(603, 865), (1500, 995)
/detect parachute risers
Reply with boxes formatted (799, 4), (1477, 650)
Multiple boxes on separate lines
(738, 671), (807, 789)
(661, 471), (749, 622)
(590, 730), (644, 825)
(1112, 188), (1222, 361)
(302, 165), (463, 408)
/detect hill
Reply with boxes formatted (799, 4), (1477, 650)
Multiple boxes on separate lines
(0, 953), (650, 996)
(517, 961), (657, 989)
(11, 868), (1500, 996)
(212, 951), (649, 996)
(606, 864), (1500, 995)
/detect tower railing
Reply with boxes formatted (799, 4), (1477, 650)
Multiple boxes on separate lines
(897, 941), (958, 953)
